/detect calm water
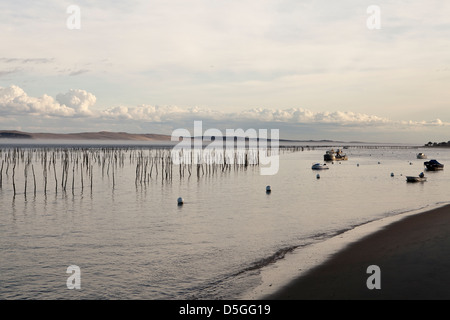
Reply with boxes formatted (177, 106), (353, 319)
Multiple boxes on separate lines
(1, 143), (449, 299)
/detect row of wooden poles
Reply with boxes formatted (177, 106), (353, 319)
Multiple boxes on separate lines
(133, 145), (304, 183)
(0, 148), (97, 198)
(0, 146), (303, 198)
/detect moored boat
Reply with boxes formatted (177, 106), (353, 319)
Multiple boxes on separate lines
(417, 152), (427, 159)
(311, 163), (329, 170)
(406, 176), (427, 182)
(406, 172), (427, 182)
(323, 149), (348, 161)
(335, 150), (348, 161)
(424, 159), (444, 171)
(323, 150), (335, 161)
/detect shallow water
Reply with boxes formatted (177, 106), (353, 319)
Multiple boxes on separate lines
(0, 143), (449, 299)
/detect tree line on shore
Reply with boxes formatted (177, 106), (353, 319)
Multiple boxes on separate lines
(425, 141), (450, 147)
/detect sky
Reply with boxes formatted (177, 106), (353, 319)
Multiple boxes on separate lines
(1, 0), (450, 143)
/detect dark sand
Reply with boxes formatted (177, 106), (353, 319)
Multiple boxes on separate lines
(267, 204), (450, 300)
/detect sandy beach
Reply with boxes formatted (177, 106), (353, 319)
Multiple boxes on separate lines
(266, 204), (450, 300)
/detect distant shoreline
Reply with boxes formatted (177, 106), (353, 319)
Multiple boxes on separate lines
(0, 130), (423, 146)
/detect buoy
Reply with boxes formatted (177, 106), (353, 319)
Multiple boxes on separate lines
(391, 173), (394, 177)
(177, 197), (184, 205)
(266, 186), (271, 193)
(316, 174), (320, 179)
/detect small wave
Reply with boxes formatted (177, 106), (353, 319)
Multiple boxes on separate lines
(236, 246), (304, 275)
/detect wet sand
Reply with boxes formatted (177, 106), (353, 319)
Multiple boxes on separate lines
(267, 204), (450, 300)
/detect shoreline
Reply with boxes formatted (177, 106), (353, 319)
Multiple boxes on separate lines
(240, 202), (450, 300)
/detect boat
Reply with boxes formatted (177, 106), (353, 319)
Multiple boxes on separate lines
(323, 150), (335, 161)
(424, 159), (444, 171)
(334, 149), (348, 161)
(323, 149), (348, 161)
(406, 172), (427, 182)
(417, 153), (427, 159)
(312, 163), (329, 170)
(406, 176), (427, 182)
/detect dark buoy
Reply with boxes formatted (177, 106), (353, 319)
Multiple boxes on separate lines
(391, 172), (394, 177)
(266, 186), (271, 194)
(177, 197), (184, 205)
(316, 174), (320, 179)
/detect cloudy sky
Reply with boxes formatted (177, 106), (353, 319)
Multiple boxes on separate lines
(1, 0), (450, 143)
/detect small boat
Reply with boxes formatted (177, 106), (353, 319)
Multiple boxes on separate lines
(424, 159), (444, 171)
(323, 149), (348, 161)
(417, 153), (427, 159)
(323, 150), (335, 161)
(406, 176), (427, 182)
(334, 149), (348, 161)
(406, 172), (427, 182)
(312, 163), (329, 170)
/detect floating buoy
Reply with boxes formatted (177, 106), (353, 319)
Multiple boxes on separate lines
(266, 186), (271, 193)
(391, 172), (394, 177)
(177, 197), (184, 205)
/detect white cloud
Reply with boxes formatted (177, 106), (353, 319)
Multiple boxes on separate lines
(1, 85), (449, 144)
(0, 85), (100, 118)
(56, 89), (96, 116)
(402, 118), (446, 127)
(1, 85), (449, 128)
(101, 104), (228, 123)
(0, 85), (75, 117)
(235, 108), (393, 125)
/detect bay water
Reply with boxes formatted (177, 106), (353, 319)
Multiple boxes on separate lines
(1, 142), (449, 299)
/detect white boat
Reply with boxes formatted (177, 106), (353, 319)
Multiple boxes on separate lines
(417, 153), (427, 159)
(312, 163), (329, 170)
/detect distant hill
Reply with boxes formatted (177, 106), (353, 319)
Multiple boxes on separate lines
(0, 130), (172, 141)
